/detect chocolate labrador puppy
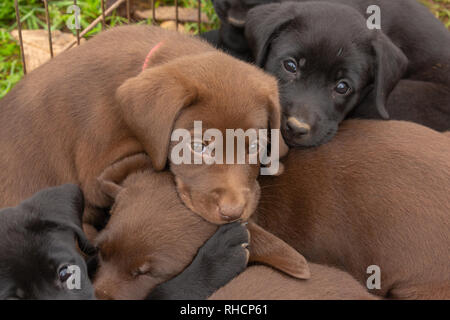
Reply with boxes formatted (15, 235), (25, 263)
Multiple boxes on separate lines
(0, 183), (249, 300)
(255, 120), (450, 299)
(0, 25), (286, 229)
(94, 154), (309, 300)
(0, 184), (96, 300)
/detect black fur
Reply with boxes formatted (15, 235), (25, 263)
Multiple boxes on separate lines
(249, 2), (407, 146)
(201, 0), (277, 61)
(0, 184), (96, 300)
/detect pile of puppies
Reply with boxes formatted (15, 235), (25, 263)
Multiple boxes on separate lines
(0, 0), (449, 300)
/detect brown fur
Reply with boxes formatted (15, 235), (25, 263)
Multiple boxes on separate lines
(255, 119), (450, 299)
(0, 25), (286, 228)
(93, 154), (308, 300)
(209, 265), (378, 300)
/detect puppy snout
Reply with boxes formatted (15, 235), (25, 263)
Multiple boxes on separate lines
(287, 117), (311, 136)
(219, 203), (245, 221)
(213, 188), (249, 222)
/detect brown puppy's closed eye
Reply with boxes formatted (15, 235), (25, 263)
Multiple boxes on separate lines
(115, 50), (288, 225)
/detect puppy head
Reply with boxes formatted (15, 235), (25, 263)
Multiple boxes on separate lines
(116, 50), (288, 225)
(94, 157), (217, 300)
(245, 2), (408, 147)
(0, 184), (95, 300)
(94, 156), (309, 299)
(212, 0), (275, 27)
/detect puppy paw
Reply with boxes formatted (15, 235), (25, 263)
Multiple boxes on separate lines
(147, 222), (249, 300)
(195, 221), (250, 288)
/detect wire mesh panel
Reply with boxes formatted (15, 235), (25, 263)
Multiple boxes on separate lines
(14, 0), (206, 75)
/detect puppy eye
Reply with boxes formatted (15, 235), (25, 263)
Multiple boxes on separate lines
(335, 81), (351, 95)
(191, 141), (207, 154)
(57, 265), (72, 283)
(283, 59), (298, 73)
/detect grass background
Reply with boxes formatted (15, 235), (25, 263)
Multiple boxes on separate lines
(0, 0), (449, 98)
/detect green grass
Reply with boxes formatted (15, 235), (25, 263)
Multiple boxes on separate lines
(0, 0), (449, 98)
(1, 1), (130, 35)
(0, 0), (219, 98)
(0, 0), (132, 98)
(156, 0), (220, 33)
(420, 0), (450, 28)
(0, 29), (22, 98)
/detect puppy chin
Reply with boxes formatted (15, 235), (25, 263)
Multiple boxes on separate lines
(284, 126), (338, 148)
(227, 16), (246, 28)
(198, 208), (252, 226)
(203, 211), (231, 225)
(226, 8), (247, 28)
(189, 200), (232, 225)
(191, 196), (255, 225)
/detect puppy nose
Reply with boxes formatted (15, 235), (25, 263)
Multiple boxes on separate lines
(287, 117), (310, 136)
(219, 204), (245, 222)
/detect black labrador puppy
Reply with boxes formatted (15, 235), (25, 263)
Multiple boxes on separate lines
(0, 184), (96, 300)
(246, 1), (409, 146)
(247, 0), (450, 146)
(206, 0), (450, 147)
(0, 184), (248, 300)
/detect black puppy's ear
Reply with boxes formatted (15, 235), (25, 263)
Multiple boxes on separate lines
(371, 31), (409, 119)
(245, 3), (296, 67)
(22, 184), (97, 256)
(212, 0), (247, 27)
(72, 221), (98, 256)
(97, 153), (152, 202)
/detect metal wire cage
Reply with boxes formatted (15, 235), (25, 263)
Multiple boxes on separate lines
(13, 0), (205, 74)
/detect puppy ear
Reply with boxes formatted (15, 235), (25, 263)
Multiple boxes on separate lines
(247, 222), (310, 280)
(23, 184), (97, 256)
(226, 3), (248, 27)
(116, 65), (197, 171)
(245, 3), (295, 67)
(371, 32), (408, 119)
(97, 153), (152, 201)
(73, 222), (98, 256)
